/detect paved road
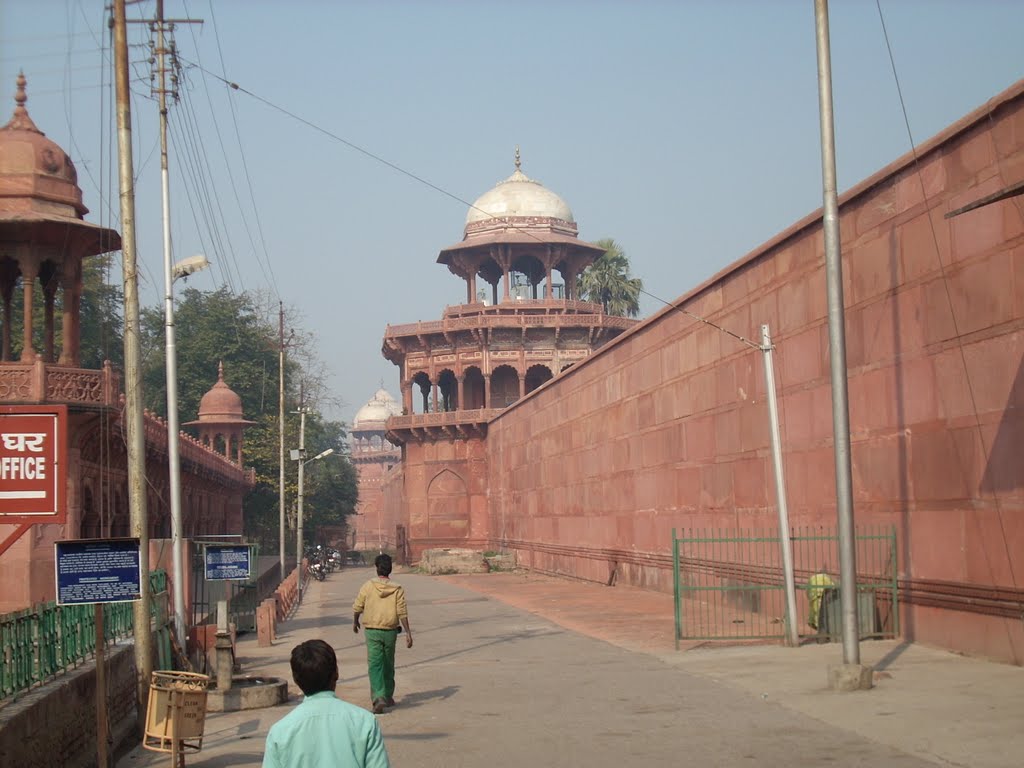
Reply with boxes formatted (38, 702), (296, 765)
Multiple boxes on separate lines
(119, 566), (951, 767)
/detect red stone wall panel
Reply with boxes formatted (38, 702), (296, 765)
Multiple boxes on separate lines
(380, 81), (1024, 664)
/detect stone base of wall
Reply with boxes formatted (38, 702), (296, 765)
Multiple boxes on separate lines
(420, 548), (490, 575)
(0, 641), (138, 768)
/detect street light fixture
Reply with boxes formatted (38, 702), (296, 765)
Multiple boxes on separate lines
(165, 254), (210, 655)
(293, 442), (335, 594)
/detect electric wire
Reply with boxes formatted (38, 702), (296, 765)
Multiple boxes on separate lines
(174, 70), (246, 292)
(185, 0), (281, 297)
(170, 85), (241, 292)
(875, 1), (1021, 639)
(179, 56), (760, 353)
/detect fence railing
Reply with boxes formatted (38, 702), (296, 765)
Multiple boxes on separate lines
(672, 526), (898, 646)
(1, 570), (166, 701)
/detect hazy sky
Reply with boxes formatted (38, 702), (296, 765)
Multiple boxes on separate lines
(2, 0), (1022, 424)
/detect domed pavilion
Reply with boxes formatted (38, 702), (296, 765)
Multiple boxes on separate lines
(0, 72), (121, 369)
(350, 388), (402, 552)
(383, 149), (636, 433)
(184, 362), (255, 465)
(379, 151), (637, 557)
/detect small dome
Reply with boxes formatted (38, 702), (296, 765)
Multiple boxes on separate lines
(465, 152), (573, 227)
(353, 388), (401, 427)
(195, 362), (245, 422)
(0, 72), (87, 218)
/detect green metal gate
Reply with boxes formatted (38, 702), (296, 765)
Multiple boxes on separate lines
(672, 525), (898, 646)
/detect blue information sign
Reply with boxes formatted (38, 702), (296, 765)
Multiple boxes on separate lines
(55, 538), (141, 605)
(204, 544), (252, 581)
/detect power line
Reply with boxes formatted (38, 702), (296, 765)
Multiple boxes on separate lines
(875, 0), (1021, 637)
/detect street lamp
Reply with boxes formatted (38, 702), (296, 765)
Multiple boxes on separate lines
(165, 253), (210, 654)
(292, 445), (334, 593)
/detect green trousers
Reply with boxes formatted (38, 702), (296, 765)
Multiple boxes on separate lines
(364, 628), (398, 701)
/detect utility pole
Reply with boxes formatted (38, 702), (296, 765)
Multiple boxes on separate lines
(153, 0), (202, 660)
(760, 324), (799, 647)
(112, 0), (152, 729)
(279, 303), (286, 576)
(295, 403), (307, 587)
(813, 0), (872, 690)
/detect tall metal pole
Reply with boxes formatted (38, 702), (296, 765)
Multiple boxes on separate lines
(113, 0), (152, 726)
(761, 325), (800, 647)
(279, 304), (286, 575)
(814, 0), (860, 665)
(296, 406), (306, 581)
(155, 0), (187, 656)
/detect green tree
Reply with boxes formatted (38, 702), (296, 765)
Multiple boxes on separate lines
(138, 286), (357, 549)
(2, 253), (122, 367)
(79, 253), (124, 369)
(578, 238), (643, 318)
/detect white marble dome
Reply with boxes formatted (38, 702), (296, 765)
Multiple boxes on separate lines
(353, 388), (401, 427)
(465, 166), (574, 226)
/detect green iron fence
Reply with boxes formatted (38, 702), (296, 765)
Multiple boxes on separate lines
(672, 526), (898, 647)
(0, 570), (167, 701)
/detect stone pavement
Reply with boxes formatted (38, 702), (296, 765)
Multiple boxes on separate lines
(117, 567), (1024, 768)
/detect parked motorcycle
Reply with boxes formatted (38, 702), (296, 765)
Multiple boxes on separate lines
(307, 560), (326, 582)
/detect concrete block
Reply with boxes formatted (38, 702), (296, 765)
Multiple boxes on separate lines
(827, 663), (875, 692)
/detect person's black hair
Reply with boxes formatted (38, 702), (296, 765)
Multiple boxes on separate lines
(290, 639), (338, 696)
(375, 553), (393, 577)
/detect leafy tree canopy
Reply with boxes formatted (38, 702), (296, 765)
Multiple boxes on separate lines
(138, 285), (356, 549)
(578, 238), (644, 318)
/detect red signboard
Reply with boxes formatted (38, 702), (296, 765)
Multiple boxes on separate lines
(0, 405), (68, 524)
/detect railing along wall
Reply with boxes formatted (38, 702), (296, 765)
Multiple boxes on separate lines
(672, 527), (899, 645)
(384, 312), (635, 339)
(0, 570), (167, 701)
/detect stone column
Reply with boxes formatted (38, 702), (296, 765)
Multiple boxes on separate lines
(484, 374), (491, 409)
(401, 381), (413, 414)
(19, 260), (38, 362)
(431, 378), (439, 413)
(42, 266), (58, 363)
(1, 274), (13, 361)
(518, 369), (526, 400)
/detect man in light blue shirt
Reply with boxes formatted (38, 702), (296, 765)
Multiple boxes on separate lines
(262, 639), (391, 768)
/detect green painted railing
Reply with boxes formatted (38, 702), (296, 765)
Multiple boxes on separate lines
(672, 526), (899, 646)
(0, 570), (166, 700)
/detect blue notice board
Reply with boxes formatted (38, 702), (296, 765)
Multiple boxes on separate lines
(204, 544), (252, 581)
(55, 538), (141, 605)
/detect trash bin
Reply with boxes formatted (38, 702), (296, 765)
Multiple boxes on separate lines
(819, 589), (880, 640)
(144, 670), (211, 758)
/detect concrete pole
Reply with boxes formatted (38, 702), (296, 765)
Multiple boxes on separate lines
(814, 0), (865, 676)
(296, 406), (306, 590)
(155, 0), (188, 657)
(279, 304), (286, 576)
(761, 325), (800, 647)
(113, 0), (152, 725)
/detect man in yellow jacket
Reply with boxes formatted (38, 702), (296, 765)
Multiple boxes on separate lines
(353, 554), (413, 714)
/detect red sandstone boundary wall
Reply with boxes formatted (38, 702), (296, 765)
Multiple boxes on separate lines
(0, 643), (136, 767)
(485, 80), (1024, 664)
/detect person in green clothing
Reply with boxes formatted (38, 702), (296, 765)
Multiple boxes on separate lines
(353, 553), (413, 714)
(262, 639), (390, 768)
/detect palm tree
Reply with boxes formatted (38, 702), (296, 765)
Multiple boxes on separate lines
(578, 238), (643, 318)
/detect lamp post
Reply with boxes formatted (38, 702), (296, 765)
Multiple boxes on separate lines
(165, 253), (210, 653)
(293, 442), (334, 594)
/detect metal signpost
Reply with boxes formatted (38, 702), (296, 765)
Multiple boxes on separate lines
(55, 537), (142, 768)
(203, 544), (254, 582)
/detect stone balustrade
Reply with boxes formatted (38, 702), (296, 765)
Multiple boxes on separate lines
(0, 358), (119, 407)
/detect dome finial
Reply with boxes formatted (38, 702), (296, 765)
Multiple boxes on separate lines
(15, 71), (27, 109)
(514, 145), (521, 171)
(4, 70), (41, 133)
(217, 360), (225, 381)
